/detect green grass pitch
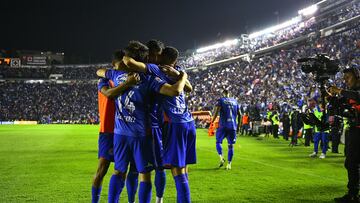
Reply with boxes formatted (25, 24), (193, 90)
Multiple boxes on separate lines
(0, 125), (347, 202)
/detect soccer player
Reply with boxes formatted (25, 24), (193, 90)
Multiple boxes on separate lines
(92, 50), (140, 203)
(92, 51), (141, 202)
(210, 89), (241, 170)
(124, 39), (167, 203)
(146, 39), (167, 203)
(98, 41), (189, 203)
(122, 46), (196, 203)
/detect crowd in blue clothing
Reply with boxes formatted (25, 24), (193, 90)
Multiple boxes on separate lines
(186, 27), (360, 118)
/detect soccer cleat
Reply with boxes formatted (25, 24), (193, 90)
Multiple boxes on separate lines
(226, 164), (231, 170)
(319, 153), (326, 159)
(309, 152), (317, 158)
(334, 194), (359, 203)
(218, 159), (225, 168)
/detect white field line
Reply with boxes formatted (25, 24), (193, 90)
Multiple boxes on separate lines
(197, 147), (345, 184)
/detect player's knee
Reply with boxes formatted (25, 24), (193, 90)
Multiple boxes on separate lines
(97, 158), (110, 176)
(171, 167), (186, 177)
(139, 172), (151, 182)
(94, 159), (110, 180)
(113, 170), (126, 179)
(228, 144), (233, 150)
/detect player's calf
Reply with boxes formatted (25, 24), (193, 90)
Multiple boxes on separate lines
(126, 167), (139, 203)
(108, 170), (126, 203)
(171, 167), (191, 203)
(139, 172), (152, 203)
(154, 169), (166, 203)
(93, 158), (111, 187)
(92, 158), (111, 203)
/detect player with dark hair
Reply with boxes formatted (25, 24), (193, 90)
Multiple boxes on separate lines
(98, 41), (190, 203)
(210, 89), (241, 170)
(92, 50), (138, 203)
(146, 39), (167, 203)
(122, 45), (196, 203)
(147, 39), (165, 64)
(126, 39), (167, 203)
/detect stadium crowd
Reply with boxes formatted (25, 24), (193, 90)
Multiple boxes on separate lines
(0, 81), (98, 123)
(178, 0), (360, 68)
(187, 26), (360, 118)
(0, 65), (106, 79)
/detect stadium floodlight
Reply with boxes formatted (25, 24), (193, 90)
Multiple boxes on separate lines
(196, 39), (239, 53)
(298, 4), (318, 16)
(248, 16), (302, 39)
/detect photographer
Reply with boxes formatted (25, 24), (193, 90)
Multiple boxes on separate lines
(329, 67), (360, 203)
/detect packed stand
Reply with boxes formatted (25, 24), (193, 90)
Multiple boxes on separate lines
(0, 65), (110, 80)
(179, 1), (360, 68)
(0, 81), (98, 123)
(186, 26), (360, 117)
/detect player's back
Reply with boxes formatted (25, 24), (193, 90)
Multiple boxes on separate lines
(146, 63), (193, 124)
(218, 97), (239, 130)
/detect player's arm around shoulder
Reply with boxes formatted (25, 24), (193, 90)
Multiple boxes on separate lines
(161, 65), (193, 92)
(96, 68), (108, 78)
(159, 71), (188, 97)
(122, 56), (147, 73)
(100, 73), (140, 98)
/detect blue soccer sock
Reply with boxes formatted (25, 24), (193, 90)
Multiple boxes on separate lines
(228, 144), (234, 163)
(174, 174), (190, 203)
(108, 174), (125, 203)
(138, 181), (152, 203)
(155, 170), (166, 198)
(126, 171), (139, 203)
(216, 142), (223, 155)
(91, 186), (101, 203)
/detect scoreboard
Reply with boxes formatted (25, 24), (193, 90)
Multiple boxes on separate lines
(0, 58), (21, 67)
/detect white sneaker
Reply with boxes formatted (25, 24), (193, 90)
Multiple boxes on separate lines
(309, 152), (317, 158)
(218, 158), (225, 168)
(319, 153), (326, 159)
(226, 164), (231, 170)
(156, 197), (163, 203)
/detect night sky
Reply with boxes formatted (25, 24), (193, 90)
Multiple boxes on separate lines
(2, 0), (317, 63)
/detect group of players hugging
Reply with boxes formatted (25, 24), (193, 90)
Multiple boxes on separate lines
(91, 39), (196, 203)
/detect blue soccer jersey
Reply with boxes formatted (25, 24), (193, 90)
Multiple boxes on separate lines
(146, 63), (194, 123)
(217, 97), (239, 130)
(105, 69), (166, 136)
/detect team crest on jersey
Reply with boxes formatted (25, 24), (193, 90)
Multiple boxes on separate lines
(116, 74), (127, 84)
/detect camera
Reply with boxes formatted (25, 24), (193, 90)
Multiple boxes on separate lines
(327, 96), (360, 127)
(297, 54), (339, 82)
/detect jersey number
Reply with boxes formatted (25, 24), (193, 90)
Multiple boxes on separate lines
(119, 90), (136, 114)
